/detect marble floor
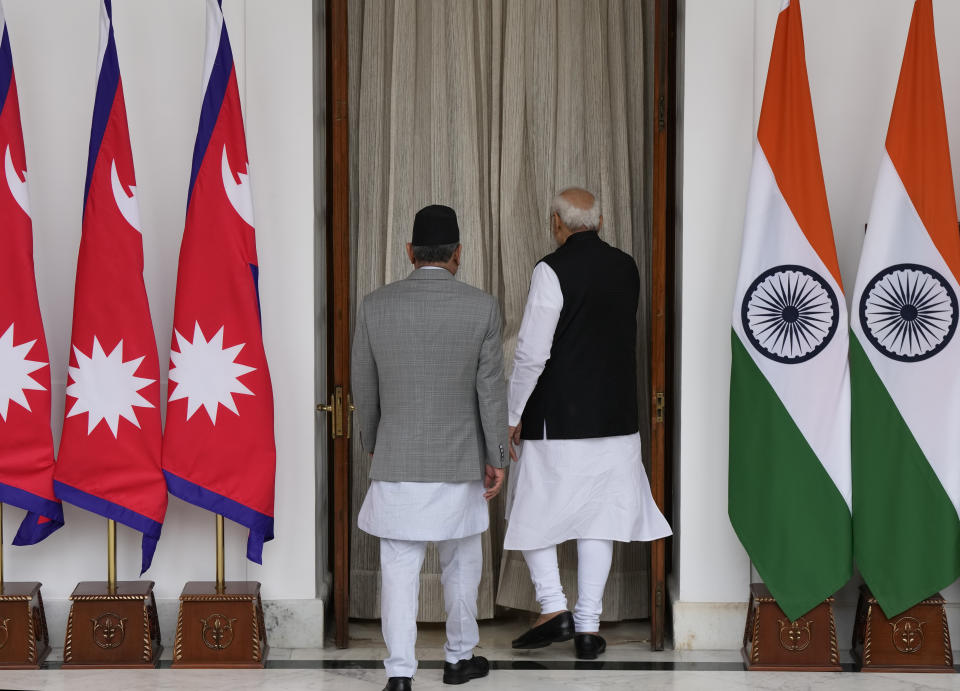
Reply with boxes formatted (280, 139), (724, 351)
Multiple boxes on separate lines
(0, 617), (957, 690)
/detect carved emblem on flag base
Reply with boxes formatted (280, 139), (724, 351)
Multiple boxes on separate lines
(741, 583), (841, 671)
(852, 585), (953, 673)
(172, 581), (267, 668)
(0, 582), (50, 669)
(62, 581), (161, 668)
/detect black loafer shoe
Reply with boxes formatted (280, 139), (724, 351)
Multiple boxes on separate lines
(511, 611), (575, 649)
(383, 677), (412, 691)
(574, 633), (607, 660)
(443, 655), (489, 685)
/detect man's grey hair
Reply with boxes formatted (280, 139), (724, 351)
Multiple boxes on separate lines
(551, 191), (600, 231)
(412, 242), (459, 264)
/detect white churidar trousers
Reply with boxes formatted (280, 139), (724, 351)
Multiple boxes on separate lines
(380, 534), (482, 678)
(522, 538), (614, 633)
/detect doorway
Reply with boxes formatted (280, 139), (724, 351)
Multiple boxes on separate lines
(323, 0), (677, 651)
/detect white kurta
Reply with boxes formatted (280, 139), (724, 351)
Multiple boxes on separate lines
(359, 479), (489, 541)
(503, 263), (672, 551)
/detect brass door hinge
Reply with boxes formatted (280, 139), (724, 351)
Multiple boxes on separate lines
(317, 385), (355, 439)
(655, 392), (665, 423)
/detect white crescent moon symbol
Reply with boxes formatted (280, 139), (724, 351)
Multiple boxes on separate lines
(221, 145), (254, 227)
(4, 146), (29, 217)
(110, 159), (141, 232)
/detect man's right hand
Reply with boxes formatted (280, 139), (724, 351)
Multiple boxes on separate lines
(508, 424), (522, 462)
(484, 465), (505, 500)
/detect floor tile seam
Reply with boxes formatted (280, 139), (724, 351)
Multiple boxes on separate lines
(30, 660), (853, 672)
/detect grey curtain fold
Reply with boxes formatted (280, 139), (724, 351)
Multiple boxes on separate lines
(348, 0), (654, 622)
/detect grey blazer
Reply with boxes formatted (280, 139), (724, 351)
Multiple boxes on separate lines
(351, 267), (508, 482)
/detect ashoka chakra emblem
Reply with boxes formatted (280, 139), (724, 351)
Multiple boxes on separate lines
(741, 264), (839, 364)
(859, 263), (958, 362)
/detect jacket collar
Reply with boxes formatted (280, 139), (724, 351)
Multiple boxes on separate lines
(408, 266), (455, 280)
(562, 230), (601, 248)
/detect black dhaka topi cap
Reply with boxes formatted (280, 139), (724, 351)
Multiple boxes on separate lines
(412, 204), (460, 246)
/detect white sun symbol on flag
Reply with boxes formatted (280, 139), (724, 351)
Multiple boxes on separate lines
(66, 337), (155, 437)
(168, 322), (256, 424)
(0, 323), (47, 422)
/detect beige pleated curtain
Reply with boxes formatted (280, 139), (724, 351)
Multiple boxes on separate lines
(347, 0), (655, 622)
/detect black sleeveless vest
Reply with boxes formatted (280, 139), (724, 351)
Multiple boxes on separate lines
(520, 231), (640, 440)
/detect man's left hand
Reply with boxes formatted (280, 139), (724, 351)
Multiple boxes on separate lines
(508, 424), (522, 462)
(484, 465), (505, 500)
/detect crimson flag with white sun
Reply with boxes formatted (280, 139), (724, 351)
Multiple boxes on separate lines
(53, 1), (167, 574)
(0, 6), (63, 544)
(161, 0), (276, 566)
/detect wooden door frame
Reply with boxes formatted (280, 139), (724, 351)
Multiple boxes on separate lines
(325, 0), (679, 651)
(326, 0), (351, 650)
(649, 0), (677, 652)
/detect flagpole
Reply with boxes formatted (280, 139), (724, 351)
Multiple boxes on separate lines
(216, 514), (225, 593)
(107, 518), (116, 594)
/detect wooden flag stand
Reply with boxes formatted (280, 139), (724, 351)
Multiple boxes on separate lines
(0, 504), (51, 668)
(171, 514), (267, 668)
(62, 519), (161, 668)
(741, 583), (842, 671)
(851, 585), (954, 673)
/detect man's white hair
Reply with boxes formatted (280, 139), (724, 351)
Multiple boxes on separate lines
(551, 190), (600, 231)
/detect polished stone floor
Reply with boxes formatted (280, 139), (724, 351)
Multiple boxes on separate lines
(6, 668), (960, 690)
(0, 618), (956, 689)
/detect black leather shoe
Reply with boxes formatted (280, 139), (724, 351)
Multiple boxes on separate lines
(383, 677), (412, 691)
(574, 633), (607, 660)
(511, 611), (575, 649)
(443, 655), (489, 685)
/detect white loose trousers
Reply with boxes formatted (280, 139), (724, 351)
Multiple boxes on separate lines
(359, 475), (489, 679)
(380, 534), (482, 678)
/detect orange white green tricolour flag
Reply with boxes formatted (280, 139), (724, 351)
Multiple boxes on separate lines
(729, 0), (851, 621)
(851, 0), (960, 617)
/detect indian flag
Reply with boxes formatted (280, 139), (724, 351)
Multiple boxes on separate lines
(851, 0), (960, 617)
(729, 0), (851, 621)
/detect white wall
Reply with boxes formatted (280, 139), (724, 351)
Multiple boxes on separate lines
(1, 0), (320, 645)
(676, 0), (960, 648)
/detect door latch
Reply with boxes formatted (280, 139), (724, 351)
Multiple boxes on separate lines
(317, 385), (355, 439)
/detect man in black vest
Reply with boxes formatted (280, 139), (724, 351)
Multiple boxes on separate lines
(503, 187), (671, 659)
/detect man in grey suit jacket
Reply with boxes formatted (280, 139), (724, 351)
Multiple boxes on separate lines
(352, 204), (507, 691)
